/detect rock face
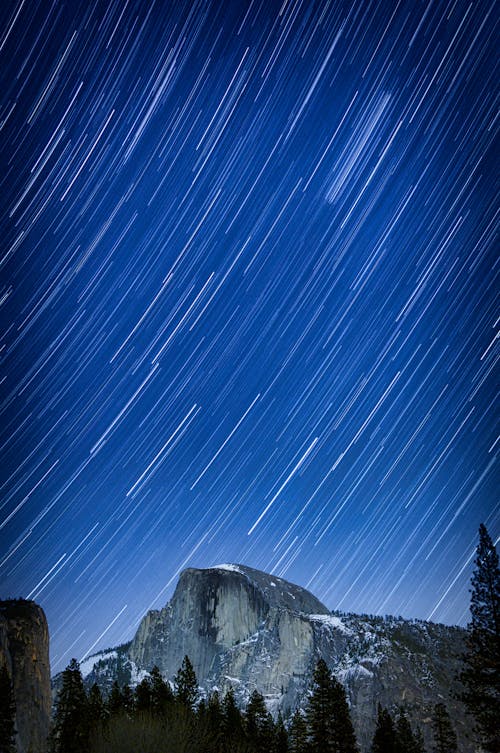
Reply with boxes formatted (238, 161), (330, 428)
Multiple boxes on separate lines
(76, 564), (472, 752)
(0, 599), (51, 753)
(129, 564), (330, 684)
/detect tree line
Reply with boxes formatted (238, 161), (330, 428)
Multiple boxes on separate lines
(0, 524), (498, 752)
(45, 654), (458, 753)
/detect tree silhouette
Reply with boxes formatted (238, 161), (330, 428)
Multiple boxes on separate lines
(244, 689), (275, 752)
(288, 709), (308, 753)
(460, 524), (500, 752)
(371, 704), (396, 753)
(432, 702), (457, 753)
(306, 658), (358, 753)
(174, 655), (198, 709)
(50, 658), (88, 753)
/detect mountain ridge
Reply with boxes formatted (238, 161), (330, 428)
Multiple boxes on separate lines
(54, 563), (471, 752)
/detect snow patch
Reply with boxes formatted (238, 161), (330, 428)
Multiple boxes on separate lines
(309, 614), (351, 634)
(79, 650), (117, 678)
(213, 564), (244, 574)
(338, 664), (374, 681)
(129, 660), (149, 685)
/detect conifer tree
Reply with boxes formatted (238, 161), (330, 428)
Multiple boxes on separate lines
(107, 681), (124, 717)
(134, 676), (152, 712)
(50, 658), (89, 753)
(307, 659), (336, 752)
(275, 711), (289, 753)
(432, 703), (458, 753)
(460, 524), (500, 753)
(174, 655), (198, 709)
(288, 709), (308, 753)
(121, 684), (135, 714)
(371, 704), (396, 753)
(149, 665), (172, 713)
(0, 665), (16, 753)
(245, 689), (275, 752)
(395, 708), (421, 753)
(87, 683), (105, 729)
(222, 687), (245, 746)
(330, 675), (358, 753)
(306, 659), (358, 753)
(203, 690), (225, 753)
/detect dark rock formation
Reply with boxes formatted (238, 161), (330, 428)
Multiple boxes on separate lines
(71, 564), (472, 752)
(0, 599), (51, 753)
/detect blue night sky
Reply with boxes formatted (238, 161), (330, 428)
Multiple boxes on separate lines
(0, 0), (497, 672)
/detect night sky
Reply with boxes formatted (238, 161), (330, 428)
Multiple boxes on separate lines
(1, 0), (498, 673)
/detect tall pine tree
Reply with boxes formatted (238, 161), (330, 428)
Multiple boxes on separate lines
(460, 524), (500, 753)
(50, 658), (89, 753)
(288, 709), (308, 753)
(222, 687), (245, 748)
(330, 676), (358, 753)
(0, 665), (16, 753)
(275, 711), (289, 753)
(87, 683), (105, 732)
(174, 655), (198, 709)
(432, 703), (458, 753)
(107, 681), (125, 717)
(245, 689), (275, 753)
(371, 704), (396, 753)
(134, 675), (152, 712)
(202, 690), (225, 753)
(306, 659), (358, 753)
(395, 708), (423, 753)
(307, 659), (337, 752)
(150, 665), (173, 713)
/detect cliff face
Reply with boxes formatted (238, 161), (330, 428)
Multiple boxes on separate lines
(129, 564), (329, 682)
(0, 600), (51, 753)
(77, 564), (471, 752)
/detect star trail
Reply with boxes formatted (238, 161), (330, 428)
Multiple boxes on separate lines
(0, 0), (497, 671)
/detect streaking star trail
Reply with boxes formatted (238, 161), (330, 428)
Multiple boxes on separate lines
(0, 0), (497, 671)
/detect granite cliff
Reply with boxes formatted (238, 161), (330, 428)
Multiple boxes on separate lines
(0, 599), (51, 753)
(71, 564), (471, 752)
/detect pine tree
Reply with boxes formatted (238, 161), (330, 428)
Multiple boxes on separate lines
(395, 708), (421, 753)
(460, 524), (500, 752)
(288, 709), (308, 753)
(107, 681), (124, 717)
(202, 690), (225, 753)
(0, 665), (16, 753)
(50, 658), (89, 753)
(306, 659), (358, 753)
(432, 703), (458, 753)
(134, 676), (152, 712)
(330, 676), (358, 753)
(174, 655), (198, 709)
(149, 664), (172, 713)
(275, 711), (289, 753)
(87, 683), (105, 730)
(245, 689), (275, 752)
(371, 704), (396, 753)
(121, 684), (135, 714)
(222, 687), (245, 746)
(307, 659), (336, 752)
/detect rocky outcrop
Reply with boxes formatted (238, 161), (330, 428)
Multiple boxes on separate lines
(0, 599), (51, 753)
(77, 564), (472, 752)
(129, 564), (329, 683)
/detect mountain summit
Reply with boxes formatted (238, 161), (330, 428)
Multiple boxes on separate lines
(72, 564), (470, 752)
